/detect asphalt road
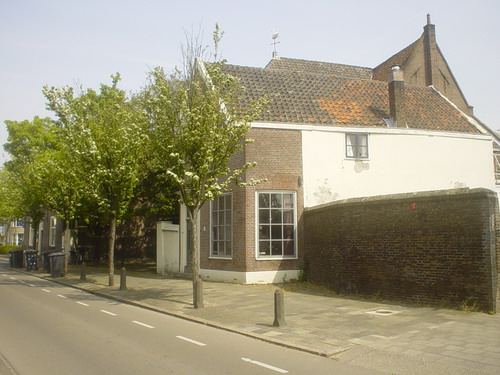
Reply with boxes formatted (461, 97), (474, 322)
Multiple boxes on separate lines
(0, 264), (382, 375)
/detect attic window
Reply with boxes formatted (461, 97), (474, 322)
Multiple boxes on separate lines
(346, 133), (368, 159)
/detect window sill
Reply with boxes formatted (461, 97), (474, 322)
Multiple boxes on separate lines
(256, 256), (298, 261)
(208, 256), (233, 260)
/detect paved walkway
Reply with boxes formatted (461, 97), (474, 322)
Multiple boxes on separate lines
(3, 257), (499, 375)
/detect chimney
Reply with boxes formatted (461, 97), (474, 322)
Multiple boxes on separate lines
(423, 13), (436, 86)
(388, 65), (406, 127)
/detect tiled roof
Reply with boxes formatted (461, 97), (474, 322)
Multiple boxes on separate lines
(265, 57), (373, 80)
(372, 38), (421, 81)
(219, 63), (480, 134)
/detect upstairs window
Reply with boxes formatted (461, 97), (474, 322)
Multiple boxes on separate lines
(346, 133), (368, 159)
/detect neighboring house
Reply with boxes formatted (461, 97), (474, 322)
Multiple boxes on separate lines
(163, 16), (497, 284)
(23, 211), (64, 254)
(0, 219), (24, 246)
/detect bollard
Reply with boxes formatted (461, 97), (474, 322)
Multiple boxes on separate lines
(120, 267), (127, 291)
(80, 262), (86, 281)
(273, 289), (286, 327)
(193, 277), (204, 309)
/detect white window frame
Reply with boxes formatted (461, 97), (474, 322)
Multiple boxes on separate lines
(345, 133), (369, 159)
(209, 194), (233, 259)
(255, 191), (298, 260)
(49, 216), (57, 247)
(29, 224), (35, 247)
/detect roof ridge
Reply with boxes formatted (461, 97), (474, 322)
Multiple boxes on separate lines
(265, 57), (372, 71)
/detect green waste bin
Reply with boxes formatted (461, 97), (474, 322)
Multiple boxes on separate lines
(9, 249), (24, 268)
(49, 252), (65, 277)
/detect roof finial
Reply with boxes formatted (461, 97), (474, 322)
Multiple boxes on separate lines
(427, 13), (431, 25)
(271, 30), (280, 59)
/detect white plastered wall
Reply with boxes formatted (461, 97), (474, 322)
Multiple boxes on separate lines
(302, 128), (495, 207)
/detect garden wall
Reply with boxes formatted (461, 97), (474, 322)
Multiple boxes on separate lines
(303, 188), (499, 312)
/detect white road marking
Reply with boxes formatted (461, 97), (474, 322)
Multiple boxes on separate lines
(77, 301), (90, 307)
(18, 280), (26, 284)
(2, 274), (7, 277)
(176, 336), (207, 346)
(57, 294), (67, 299)
(132, 321), (154, 329)
(9, 277), (16, 280)
(41, 289), (51, 293)
(100, 310), (117, 316)
(29, 284), (36, 287)
(241, 358), (288, 373)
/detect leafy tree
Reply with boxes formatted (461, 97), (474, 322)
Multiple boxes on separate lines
(43, 75), (147, 286)
(0, 167), (23, 244)
(3, 116), (59, 249)
(142, 29), (267, 308)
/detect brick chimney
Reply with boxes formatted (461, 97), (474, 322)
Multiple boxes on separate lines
(388, 65), (406, 128)
(423, 13), (436, 87)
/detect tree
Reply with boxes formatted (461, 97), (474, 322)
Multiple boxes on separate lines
(142, 29), (267, 308)
(3, 116), (59, 250)
(0, 167), (23, 244)
(43, 75), (147, 286)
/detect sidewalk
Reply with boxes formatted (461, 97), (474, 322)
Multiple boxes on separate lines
(4, 257), (500, 375)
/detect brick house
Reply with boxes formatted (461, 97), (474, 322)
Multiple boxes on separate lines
(168, 17), (498, 284)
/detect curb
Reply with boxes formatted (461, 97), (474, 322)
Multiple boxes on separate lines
(7, 264), (351, 358)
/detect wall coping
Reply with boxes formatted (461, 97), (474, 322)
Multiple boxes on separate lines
(304, 188), (498, 213)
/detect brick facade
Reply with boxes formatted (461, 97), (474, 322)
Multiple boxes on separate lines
(303, 188), (499, 312)
(200, 127), (304, 274)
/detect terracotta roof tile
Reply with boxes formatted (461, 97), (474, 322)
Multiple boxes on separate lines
(265, 57), (372, 80)
(219, 63), (480, 134)
(372, 38), (422, 81)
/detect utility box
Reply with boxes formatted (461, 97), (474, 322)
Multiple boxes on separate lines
(156, 221), (180, 276)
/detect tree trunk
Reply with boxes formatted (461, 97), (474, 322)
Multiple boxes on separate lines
(189, 207), (204, 308)
(63, 221), (71, 276)
(108, 214), (116, 287)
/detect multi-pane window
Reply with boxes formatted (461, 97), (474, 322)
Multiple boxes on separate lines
(211, 194), (232, 257)
(346, 133), (368, 159)
(29, 224), (35, 247)
(49, 216), (57, 247)
(257, 192), (296, 258)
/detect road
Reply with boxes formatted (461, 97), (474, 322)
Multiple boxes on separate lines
(0, 263), (382, 375)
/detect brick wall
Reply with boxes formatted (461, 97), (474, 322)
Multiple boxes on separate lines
(201, 127), (304, 273)
(304, 188), (499, 312)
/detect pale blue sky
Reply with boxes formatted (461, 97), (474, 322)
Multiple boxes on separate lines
(1, 0), (499, 163)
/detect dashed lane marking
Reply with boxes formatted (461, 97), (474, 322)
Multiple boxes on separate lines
(132, 321), (154, 329)
(176, 336), (207, 346)
(29, 284), (36, 287)
(100, 310), (117, 316)
(41, 289), (51, 293)
(241, 358), (288, 373)
(9, 277), (16, 280)
(57, 294), (67, 299)
(77, 302), (90, 307)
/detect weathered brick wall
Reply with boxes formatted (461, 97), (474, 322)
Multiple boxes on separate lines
(304, 188), (498, 312)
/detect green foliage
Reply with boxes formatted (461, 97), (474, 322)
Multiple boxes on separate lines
(0, 245), (22, 254)
(43, 74), (147, 224)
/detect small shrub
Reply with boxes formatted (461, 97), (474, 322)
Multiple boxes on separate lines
(458, 297), (480, 313)
(0, 245), (23, 254)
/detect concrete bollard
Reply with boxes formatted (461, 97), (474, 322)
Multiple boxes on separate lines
(120, 267), (127, 291)
(273, 289), (286, 327)
(80, 262), (86, 281)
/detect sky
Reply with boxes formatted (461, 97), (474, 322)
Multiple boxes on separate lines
(1, 0), (499, 163)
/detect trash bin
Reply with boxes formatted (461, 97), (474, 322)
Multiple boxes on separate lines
(49, 252), (65, 277)
(42, 251), (53, 273)
(9, 249), (24, 268)
(24, 250), (38, 271)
